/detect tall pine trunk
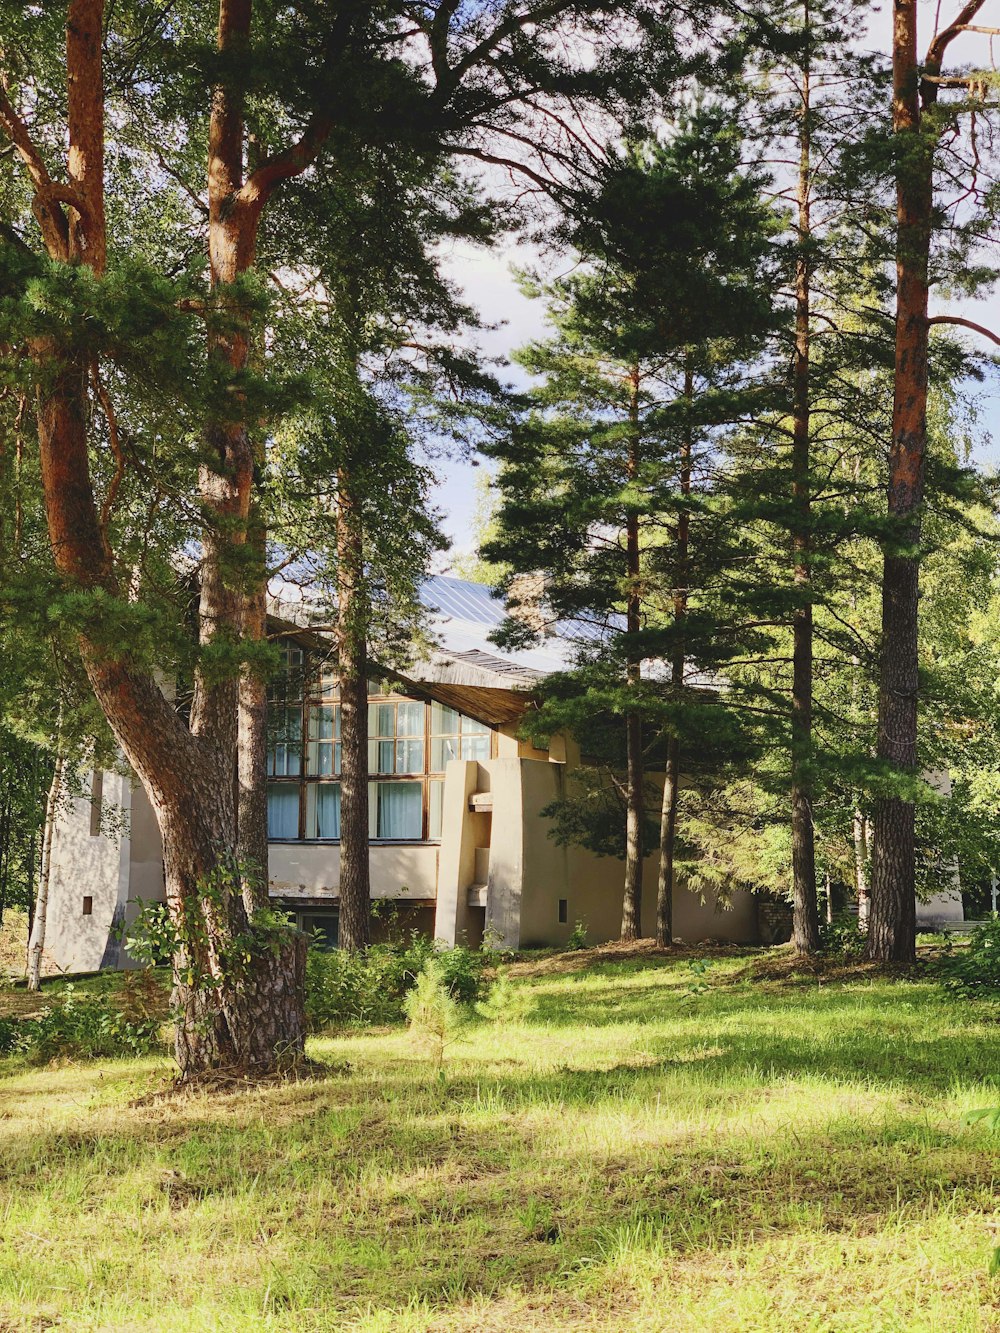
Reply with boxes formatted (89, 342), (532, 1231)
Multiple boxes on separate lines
(19, 0), (309, 1073)
(237, 511), (271, 916)
(336, 466), (372, 952)
(790, 36), (821, 956)
(656, 361), (693, 949)
(621, 368), (644, 941)
(868, 0), (935, 964)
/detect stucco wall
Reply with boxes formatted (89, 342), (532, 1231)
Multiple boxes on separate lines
(268, 842), (439, 901)
(45, 769), (132, 974)
(484, 757), (760, 949)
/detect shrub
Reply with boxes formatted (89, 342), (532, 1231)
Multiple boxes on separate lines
(566, 920), (589, 951)
(12, 980), (164, 1063)
(304, 937), (486, 1031)
(818, 914), (865, 958)
(942, 917), (1000, 995)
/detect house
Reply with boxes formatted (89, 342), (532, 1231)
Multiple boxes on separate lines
(38, 575), (959, 974)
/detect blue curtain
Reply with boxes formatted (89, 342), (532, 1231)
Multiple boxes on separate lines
(267, 784), (299, 839)
(374, 782), (422, 839)
(314, 784), (341, 839)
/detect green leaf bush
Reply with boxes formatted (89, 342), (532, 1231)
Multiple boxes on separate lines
(942, 917), (1000, 995)
(5, 978), (164, 1063)
(304, 936), (486, 1030)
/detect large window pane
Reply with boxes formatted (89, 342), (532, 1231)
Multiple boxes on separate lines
(430, 736), (459, 771)
(371, 781), (422, 839)
(307, 783), (341, 839)
(462, 734), (490, 762)
(397, 701), (424, 735)
(431, 702), (459, 734)
(428, 779), (444, 840)
(396, 738), (424, 773)
(267, 784), (299, 839)
(308, 705), (339, 775)
(268, 644), (304, 703)
(269, 708), (302, 776)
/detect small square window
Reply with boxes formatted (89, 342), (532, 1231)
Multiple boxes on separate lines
(558, 898), (568, 924)
(82, 896), (93, 916)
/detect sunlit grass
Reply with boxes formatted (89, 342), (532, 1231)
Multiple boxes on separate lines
(0, 947), (997, 1330)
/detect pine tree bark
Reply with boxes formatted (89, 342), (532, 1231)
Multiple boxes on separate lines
(869, 0), (932, 964)
(5, 0), (318, 1072)
(621, 368), (644, 942)
(790, 36), (821, 956)
(656, 361), (693, 949)
(336, 466), (372, 952)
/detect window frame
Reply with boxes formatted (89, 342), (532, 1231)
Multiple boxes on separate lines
(265, 646), (497, 845)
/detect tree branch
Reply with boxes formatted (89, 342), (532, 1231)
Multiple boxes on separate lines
(237, 109), (334, 217)
(928, 313), (1000, 345)
(0, 85), (73, 258)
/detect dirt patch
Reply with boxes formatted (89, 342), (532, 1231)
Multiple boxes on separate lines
(507, 939), (755, 979)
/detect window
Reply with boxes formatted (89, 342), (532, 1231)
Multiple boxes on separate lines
(428, 779), (444, 840)
(558, 898), (568, 924)
(263, 640), (495, 844)
(306, 783), (341, 839)
(267, 783), (299, 840)
(369, 780), (423, 840)
(268, 708), (302, 777)
(300, 912), (339, 948)
(430, 702), (490, 769)
(307, 704), (340, 775)
(82, 896), (93, 916)
(369, 700), (425, 774)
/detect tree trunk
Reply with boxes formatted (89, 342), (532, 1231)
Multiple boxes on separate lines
(853, 808), (870, 929)
(22, 0), (307, 1073)
(790, 26), (821, 956)
(237, 512), (270, 916)
(336, 465), (372, 952)
(868, 0), (934, 965)
(656, 360), (693, 949)
(27, 754), (63, 991)
(621, 368), (644, 942)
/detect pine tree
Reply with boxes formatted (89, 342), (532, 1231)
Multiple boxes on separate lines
(486, 108), (777, 940)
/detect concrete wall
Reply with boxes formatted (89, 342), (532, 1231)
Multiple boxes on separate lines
(46, 769), (133, 974)
(45, 747), (761, 974)
(479, 756), (760, 949)
(269, 843), (439, 903)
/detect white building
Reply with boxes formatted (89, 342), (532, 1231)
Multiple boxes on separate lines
(39, 575), (957, 973)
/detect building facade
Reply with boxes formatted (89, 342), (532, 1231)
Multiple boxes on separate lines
(37, 576), (959, 974)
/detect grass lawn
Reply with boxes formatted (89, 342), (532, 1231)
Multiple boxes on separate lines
(0, 945), (998, 1331)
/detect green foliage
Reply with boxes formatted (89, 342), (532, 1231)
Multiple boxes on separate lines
(942, 917), (1000, 996)
(8, 977), (164, 1063)
(818, 914), (866, 959)
(682, 956), (714, 998)
(402, 957), (466, 1071)
(304, 937), (485, 1031)
(474, 967), (535, 1026)
(566, 920), (589, 951)
(125, 869), (300, 994)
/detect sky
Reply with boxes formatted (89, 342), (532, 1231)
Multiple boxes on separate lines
(430, 6), (1000, 568)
